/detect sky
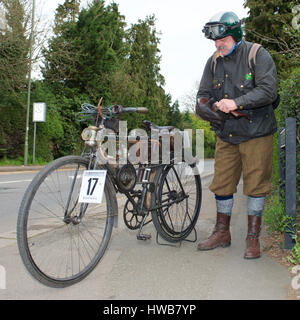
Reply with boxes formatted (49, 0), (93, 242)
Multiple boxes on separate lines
(40, 0), (249, 107)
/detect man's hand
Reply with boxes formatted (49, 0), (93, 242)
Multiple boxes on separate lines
(215, 99), (237, 113)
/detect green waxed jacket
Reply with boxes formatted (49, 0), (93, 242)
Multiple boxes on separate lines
(197, 40), (278, 144)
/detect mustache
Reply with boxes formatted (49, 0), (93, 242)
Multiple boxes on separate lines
(217, 45), (227, 57)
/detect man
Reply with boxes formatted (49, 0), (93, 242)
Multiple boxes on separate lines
(196, 11), (278, 259)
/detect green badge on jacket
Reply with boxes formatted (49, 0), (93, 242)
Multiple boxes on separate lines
(245, 73), (252, 80)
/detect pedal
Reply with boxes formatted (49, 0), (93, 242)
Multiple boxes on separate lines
(137, 233), (151, 241)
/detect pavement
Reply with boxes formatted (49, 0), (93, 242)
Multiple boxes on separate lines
(0, 165), (295, 300)
(0, 165), (45, 173)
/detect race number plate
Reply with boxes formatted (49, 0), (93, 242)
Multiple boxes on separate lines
(79, 170), (107, 203)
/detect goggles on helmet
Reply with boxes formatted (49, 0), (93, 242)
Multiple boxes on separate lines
(202, 21), (242, 40)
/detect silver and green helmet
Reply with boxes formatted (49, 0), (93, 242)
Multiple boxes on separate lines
(202, 11), (243, 42)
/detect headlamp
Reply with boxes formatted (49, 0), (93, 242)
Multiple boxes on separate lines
(81, 126), (99, 146)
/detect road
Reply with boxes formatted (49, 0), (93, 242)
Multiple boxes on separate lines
(0, 159), (215, 236)
(0, 171), (35, 234)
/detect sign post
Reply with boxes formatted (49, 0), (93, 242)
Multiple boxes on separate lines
(32, 103), (46, 163)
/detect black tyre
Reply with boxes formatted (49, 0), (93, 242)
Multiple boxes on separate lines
(17, 156), (115, 287)
(151, 162), (202, 243)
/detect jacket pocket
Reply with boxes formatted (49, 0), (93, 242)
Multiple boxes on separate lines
(248, 106), (277, 136)
(236, 78), (254, 94)
(212, 79), (224, 100)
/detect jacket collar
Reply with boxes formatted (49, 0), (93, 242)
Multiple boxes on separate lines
(223, 40), (245, 60)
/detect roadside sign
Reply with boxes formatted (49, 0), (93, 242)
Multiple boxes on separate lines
(33, 102), (46, 122)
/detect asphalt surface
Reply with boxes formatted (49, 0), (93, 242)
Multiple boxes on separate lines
(0, 164), (295, 300)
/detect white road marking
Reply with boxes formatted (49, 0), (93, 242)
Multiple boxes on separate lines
(0, 179), (32, 184)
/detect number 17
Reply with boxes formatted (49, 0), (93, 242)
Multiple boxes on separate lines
(87, 178), (99, 196)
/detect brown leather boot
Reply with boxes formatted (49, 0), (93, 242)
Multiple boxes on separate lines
(197, 212), (231, 250)
(244, 215), (262, 259)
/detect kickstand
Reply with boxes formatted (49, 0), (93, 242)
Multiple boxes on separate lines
(183, 226), (198, 243)
(136, 211), (152, 241)
(155, 232), (182, 247)
(155, 227), (198, 247)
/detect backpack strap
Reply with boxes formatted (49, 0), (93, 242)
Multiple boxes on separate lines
(211, 43), (262, 75)
(211, 51), (219, 74)
(248, 43), (261, 71)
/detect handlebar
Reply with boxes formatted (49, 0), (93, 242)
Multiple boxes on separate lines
(76, 103), (148, 122)
(111, 105), (148, 114)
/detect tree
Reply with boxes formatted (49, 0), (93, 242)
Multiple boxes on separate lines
(0, 0), (29, 96)
(42, 0), (126, 102)
(0, 0), (31, 158)
(179, 81), (199, 113)
(121, 15), (169, 129)
(243, 0), (300, 79)
(166, 100), (183, 129)
(74, 0), (126, 102)
(42, 0), (81, 88)
(0, 0), (59, 160)
(0, 1), (172, 159)
(41, 0), (128, 156)
(53, 0), (80, 34)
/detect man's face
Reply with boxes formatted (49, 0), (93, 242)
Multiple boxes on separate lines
(214, 36), (235, 56)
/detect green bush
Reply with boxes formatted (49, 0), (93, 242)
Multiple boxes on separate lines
(287, 238), (300, 265)
(264, 68), (300, 257)
(277, 68), (300, 207)
(264, 193), (287, 234)
(190, 114), (216, 158)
